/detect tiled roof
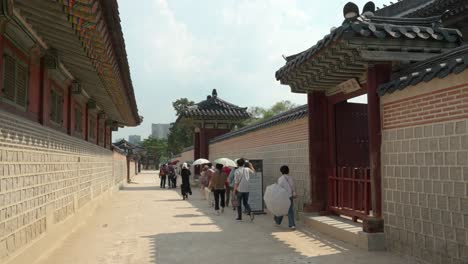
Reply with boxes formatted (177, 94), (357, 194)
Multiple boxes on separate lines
(374, 0), (431, 17)
(182, 89), (250, 120)
(405, 0), (467, 18)
(210, 105), (308, 144)
(378, 44), (468, 96)
(276, 14), (462, 81)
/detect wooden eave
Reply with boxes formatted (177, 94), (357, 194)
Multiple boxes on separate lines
(14, 0), (139, 126)
(276, 15), (463, 94)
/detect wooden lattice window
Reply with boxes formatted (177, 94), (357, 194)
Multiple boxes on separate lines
(49, 89), (63, 125)
(75, 107), (82, 134)
(88, 116), (95, 139)
(2, 54), (28, 109)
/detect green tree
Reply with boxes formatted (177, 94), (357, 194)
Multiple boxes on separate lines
(173, 98), (195, 116)
(140, 137), (169, 169)
(167, 98), (196, 155)
(167, 120), (194, 155)
(241, 100), (298, 126)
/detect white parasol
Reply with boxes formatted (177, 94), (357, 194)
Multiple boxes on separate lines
(214, 158), (237, 167)
(263, 184), (290, 216)
(192, 158), (210, 166)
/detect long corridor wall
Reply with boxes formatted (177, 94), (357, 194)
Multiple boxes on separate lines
(0, 110), (127, 264)
(208, 117), (310, 212)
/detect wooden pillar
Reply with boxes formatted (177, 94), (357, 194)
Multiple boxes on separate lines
(126, 157), (131, 183)
(305, 91), (329, 212)
(365, 63), (391, 232)
(39, 60), (50, 126)
(193, 131), (200, 175)
(84, 107), (89, 141)
(67, 87), (73, 135)
(199, 128), (208, 159)
(28, 46), (42, 120)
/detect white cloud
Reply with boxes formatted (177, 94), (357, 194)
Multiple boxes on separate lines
(115, 0), (390, 139)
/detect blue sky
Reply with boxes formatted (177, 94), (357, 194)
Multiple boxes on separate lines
(114, 0), (390, 140)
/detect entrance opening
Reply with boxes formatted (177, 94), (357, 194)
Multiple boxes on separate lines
(328, 95), (371, 222)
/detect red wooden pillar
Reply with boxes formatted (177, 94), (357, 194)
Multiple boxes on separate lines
(39, 63), (50, 126)
(103, 124), (107, 148)
(199, 128), (208, 159)
(193, 130), (200, 174)
(126, 157), (131, 183)
(305, 91), (329, 212)
(67, 87), (73, 135)
(28, 46), (42, 120)
(365, 63), (391, 232)
(84, 107), (89, 141)
(108, 127), (112, 148)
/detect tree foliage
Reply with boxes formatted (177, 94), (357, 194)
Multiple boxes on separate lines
(140, 137), (169, 169)
(167, 98), (195, 155)
(242, 100), (298, 126)
(172, 98), (195, 116)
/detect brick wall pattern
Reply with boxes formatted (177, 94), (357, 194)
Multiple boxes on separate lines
(0, 110), (126, 260)
(381, 72), (468, 264)
(209, 118), (310, 213)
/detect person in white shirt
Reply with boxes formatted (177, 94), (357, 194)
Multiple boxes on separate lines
(275, 165), (297, 230)
(233, 158), (255, 221)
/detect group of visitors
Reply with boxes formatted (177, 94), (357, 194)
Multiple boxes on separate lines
(199, 158), (256, 221)
(158, 163), (177, 189)
(158, 158), (297, 229)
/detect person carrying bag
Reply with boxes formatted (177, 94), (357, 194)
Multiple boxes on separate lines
(274, 165), (297, 230)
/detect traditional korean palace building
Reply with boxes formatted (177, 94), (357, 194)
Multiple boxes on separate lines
(0, 1), (139, 263)
(177, 89), (250, 163)
(275, 0), (468, 263)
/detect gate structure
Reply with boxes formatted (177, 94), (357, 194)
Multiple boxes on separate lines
(329, 102), (370, 221)
(275, 2), (463, 232)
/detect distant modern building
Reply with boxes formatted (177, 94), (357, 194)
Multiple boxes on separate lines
(151, 123), (170, 139)
(128, 135), (142, 145)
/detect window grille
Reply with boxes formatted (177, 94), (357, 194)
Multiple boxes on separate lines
(49, 89), (63, 125)
(2, 54), (28, 109)
(75, 107), (82, 134)
(88, 117), (95, 139)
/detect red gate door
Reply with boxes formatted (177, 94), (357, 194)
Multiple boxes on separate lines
(329, 101), (371, 221)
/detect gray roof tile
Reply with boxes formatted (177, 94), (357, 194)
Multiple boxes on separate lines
(378, 44), (468, 95)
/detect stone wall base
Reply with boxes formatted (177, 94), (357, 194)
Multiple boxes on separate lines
(4, 184), (121, 264)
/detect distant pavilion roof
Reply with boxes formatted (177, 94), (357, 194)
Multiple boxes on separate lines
(275, 2), (463, 94)
(180, 89), (250, 121)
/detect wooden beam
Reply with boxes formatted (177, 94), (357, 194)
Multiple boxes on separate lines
(360, 50), (437, 62)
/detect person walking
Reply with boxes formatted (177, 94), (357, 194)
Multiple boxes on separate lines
(205, 163), (215, 207)
(233, 158), (255, 221)
(159, 164), (167, 188)
(208, 163), (228, 215)
(181, 163), (192, 200)
(228, 166), (238, 210)
(223, 166), (232, 208)
(199, 165), (209, 200)
(168, 164), (176, 188)
(274, 165), (297, 230)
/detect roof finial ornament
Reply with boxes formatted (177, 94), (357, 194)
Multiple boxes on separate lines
(212, 89), (218, 98)
(343, 2), (359, 21)
(362, 1), (375, 17)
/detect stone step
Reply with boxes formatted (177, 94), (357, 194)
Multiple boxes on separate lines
(300, 213), (386, 251)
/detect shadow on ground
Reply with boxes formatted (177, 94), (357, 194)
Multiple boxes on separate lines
(138, 185), (412, 264)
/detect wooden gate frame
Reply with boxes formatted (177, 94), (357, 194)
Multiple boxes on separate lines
(306, 64), (391, 232)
